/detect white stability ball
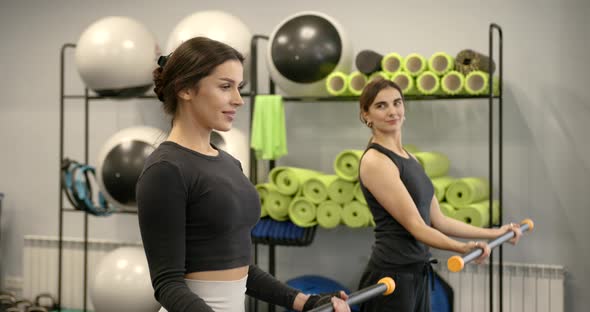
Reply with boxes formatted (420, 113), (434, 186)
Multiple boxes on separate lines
(267, 11), (353, 97)
(75, 16), (160, 97)
(165, 10), (252, 83)
(96, 126), (164, 212)
(211, 129), (250, 178)
(90, 247), (159, 312)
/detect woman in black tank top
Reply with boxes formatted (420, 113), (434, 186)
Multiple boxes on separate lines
(356, 79), (523, 312)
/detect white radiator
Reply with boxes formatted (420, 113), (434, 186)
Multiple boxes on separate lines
(433, 260), (565, 312)
(23, 235), (141, 310)
(23, 236), (565, 312)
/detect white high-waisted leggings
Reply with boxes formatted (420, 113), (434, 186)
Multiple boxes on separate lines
(158, 275), (247, 312)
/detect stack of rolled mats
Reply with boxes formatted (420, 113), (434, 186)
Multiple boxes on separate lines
(324, 49), (499, 97)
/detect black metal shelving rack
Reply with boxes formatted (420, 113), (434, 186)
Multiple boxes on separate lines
(246, 23), (504, 312)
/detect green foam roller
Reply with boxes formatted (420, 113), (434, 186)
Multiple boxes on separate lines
(428, 52), (455, 76)
(353, 182), (366, 205)
(288, 197), (318, 227)
(316, 200), (343, 229)
(326, 71), (352, 96)
(368, 71), (390, 83)
(269, 166), (322, 196)
(302, 174), (339, 204)
(465, 70), (499, 95)
(390, 71), (417, 95)
(403, 53), (427, 77)
(416, 71), (442, 95)
(441, 71), (466, 95)
(264, 186), (293, 221)
(381, 52), (404, 75)
(403, 144), (420, 154)
(342, 200), (371, 228)
(347, 71), (368, 96)
(453, 199), (499, 227)
(328, 178), (356, 204)
(333, 150), (364, 181)
(445, 177), (490, 208)
(413, 152), (450, 178)
(439, 202), (456, 218)
(431, 176), (456, 202)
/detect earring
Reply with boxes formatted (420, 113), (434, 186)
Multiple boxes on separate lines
(366, 121), (373, 128)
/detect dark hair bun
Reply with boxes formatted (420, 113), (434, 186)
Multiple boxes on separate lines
(152, 67), (165, 102)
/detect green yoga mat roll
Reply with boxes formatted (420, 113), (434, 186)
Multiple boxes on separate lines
(353, 182), (366, 204)
(256, 184), (292, 221)
(269, 166), (322, 196)
(441, 71), (466, 95)
(428, 52), (455, 76)
(432, 176), (456, 202)
(413, 152), (450, 178)
(302, 174), (339, 204)
(288, 197), (318, 227)
(347, 71), (368, 96)
(368, 71), (390, 83)
(465, 71), (499, 95)
(342, 201), (371, 228)
(453, 199), (499, 227)
(334, 150), (364, 181)
(416, 71), (442, 95)
(328, 178), (356, 204)
(403, 53), (427, 77)
(381, 52), (404, 75)
(255, 183), (272, 217)
(439, 202), (457, 218)
(390, 72), (417, 95)
(445, 177), (490, 208)
(326, 71), (351, 96)
(317, 200), (343, 229)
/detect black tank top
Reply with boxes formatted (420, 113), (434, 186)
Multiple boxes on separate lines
(359, 143), (434, 270)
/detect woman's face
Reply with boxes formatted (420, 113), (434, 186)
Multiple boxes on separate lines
(182, 59), (245, 132)
(364, 87), (405, 133)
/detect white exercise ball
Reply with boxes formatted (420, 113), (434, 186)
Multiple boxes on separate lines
(75, 16), (160, 97)
(165, 10), (252, 84)
(211, 129), (250, 178)
(90, 247), (159, 312)
(267, 11), (353, 97)
(96, 126), (164, 212)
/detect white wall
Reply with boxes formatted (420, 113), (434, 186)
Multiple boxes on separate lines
(1, 0), (588, 311)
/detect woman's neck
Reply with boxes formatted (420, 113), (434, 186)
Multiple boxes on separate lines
(167, 118), (218, 156)
(371, 131), (406, 155)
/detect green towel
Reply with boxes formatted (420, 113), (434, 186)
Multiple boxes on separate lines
(445, 177), (489, 208)
(256, 183), (292, 221)
(414, 152), (450, 178)
(328, 178), (356, 204)
(353, 182), (367, 205)
(316, 201), (342, 229)
(439, 201), (457, 218)
(302, 174), (339, 204)
(334, 150), (364, 182)
(342, 201), (371, 228)
(288, 197), (318, 227)
(453, 199), (499, 227)
(250, 95), (287, 160)
(431, 176), (456, 202)
(269, 166), (322, 196)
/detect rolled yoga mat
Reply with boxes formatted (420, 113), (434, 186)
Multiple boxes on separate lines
(390, 72), (417, 95)
(342, 200), (372, 228)
(316, 200), (343, 229)
(368, 71), (390, 83)
(256, 183), (271, 217)
(416, 71), (442, 95)
(445, 177), (490, 208)
(302, 174), (339, 204)
(439, 202), (457, 218)
(256, 183), (292, 221)
(403, 53), (427, 77)
(441, 71), (466, 95)
(355, 49), (384, 75)
(288, 197), (318, 227)
(428, 52), (454, 76)
(452, 199), (499, 228)
(455, 49), (496, 75)
(347, 71), (369, 96)
(431, 176), (456, 202)
(381, 52), (403, 75)
(353, 182), (366, 205)
(333, 150), (364, 181)
(465, 71), (499, 95)
(413, 152), (450, 178)
(269, 166), (323, 196)
(325, 71), (351, 96)
(328, 178), (356, 204)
